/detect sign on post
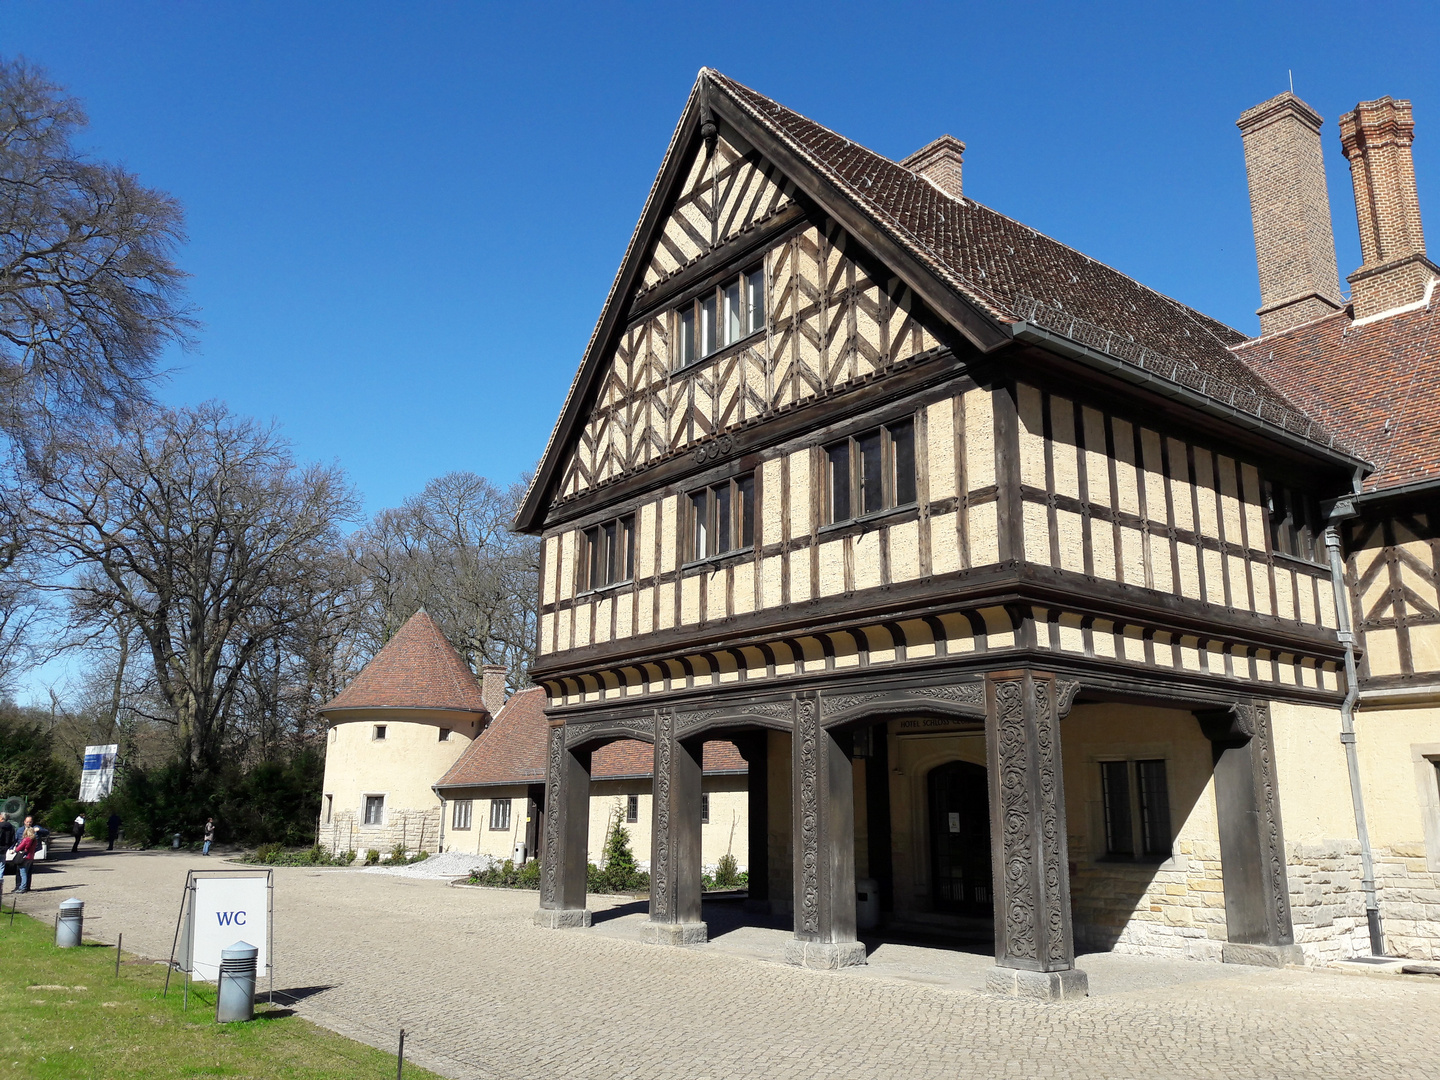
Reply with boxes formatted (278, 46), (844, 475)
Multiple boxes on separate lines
(78, 745), (119, 802)
(167, 870), (273, 1003)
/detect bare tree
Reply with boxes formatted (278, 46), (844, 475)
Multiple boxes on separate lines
(32, 402), (358, 770)
(0, 56), (195, 688)
(357, 472), (539, 687)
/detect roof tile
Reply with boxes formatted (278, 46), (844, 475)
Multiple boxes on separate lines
(321, 610), (488, 714)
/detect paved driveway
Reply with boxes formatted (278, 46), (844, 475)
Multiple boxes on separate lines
(11, 849), (1439, 1080)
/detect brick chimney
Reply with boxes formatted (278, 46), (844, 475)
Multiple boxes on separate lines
(480, 664), (507, 717)
(1237, 92), (1344, 335)
(901, 135), (965, 200)
(1339, 96), (1438, 319)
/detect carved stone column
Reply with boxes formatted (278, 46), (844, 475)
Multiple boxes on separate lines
(785, 695), (866, 969)
(1197, 700), (1302, 967)
(646, 709), (707, 944)
(533, 724), (592, 928)
(984, 670), (1088, 1000)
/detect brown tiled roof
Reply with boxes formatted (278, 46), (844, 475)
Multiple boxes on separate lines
(705, 71), (1328, 443)
(437, 686), (747, 788)
(1232, 305), (1440, 492)
(437, 687), (548, 787)
(321, 610), (488, 715)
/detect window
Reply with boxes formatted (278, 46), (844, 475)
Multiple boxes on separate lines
(826, 418), (916, 524)
(324, 795), (333, 824)
(373, 725), (387, 741)
(1100, 759), (1172, 860)
(687, 472), (755, 561)
(701, 793), (710, 825)
(625, 794), (639, 823)
(1263, 480), (1323, 564)
(673, 266), (765, 369)
(452, 799), (473, 830)
(364, 796), (384, 826)
(579, 515), (635, 591)
(438, 728), (452, 742)
(489, 798), (512, 831)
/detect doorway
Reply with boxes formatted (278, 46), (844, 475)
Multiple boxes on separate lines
(927, 760), (992, 916)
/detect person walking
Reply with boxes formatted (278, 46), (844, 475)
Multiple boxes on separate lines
(107, 812), (121, 851)
(202, 818), (215, 856)
(70, 812), (86, 853)
(13, 825), (37, 893)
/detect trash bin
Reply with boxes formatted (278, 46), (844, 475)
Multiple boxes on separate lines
(856, 877), (880, 931)
(216, 941), (258, 1023)
(172, 833), (182, 849)
(512, 842), (527, 864)
(56, 898), (84, 948)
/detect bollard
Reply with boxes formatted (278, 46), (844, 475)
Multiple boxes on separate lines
(216, 940), (258, 1023)
(56, 898), (84, 948)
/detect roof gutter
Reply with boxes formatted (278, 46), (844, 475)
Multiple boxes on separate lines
(1011, 322), (1370, 473)
(1339, 475), (1440, 511)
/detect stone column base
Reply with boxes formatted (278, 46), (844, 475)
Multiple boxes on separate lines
(783, 940), (868, 970)
(643, 921), (708, 946)
(985, 966), (1089, 1001)
(533, 908), (591, 929)
(1222, 942), (1304, 968)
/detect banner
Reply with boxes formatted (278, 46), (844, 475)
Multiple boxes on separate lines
(78, 744), (119, 802)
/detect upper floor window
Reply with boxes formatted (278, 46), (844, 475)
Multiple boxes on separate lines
(674, 266), (765, 369)
(825, 418), (917, 525)
(687, 472), (755, 561)
(1263, 480), (1323, 564)
(373, 724), (387, 741)
(579, 515), (635, 592)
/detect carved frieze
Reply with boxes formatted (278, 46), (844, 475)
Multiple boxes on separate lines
(993, 678), (1037, 961)
(819, 681), (985, 719)
(652, 709), (673, 921)
(1248, 702), (1294, 940)
(796, 698), (820, 936)
(540, 726), (564, 906)
(563, 714), (655, 748)
(676, 700), (792, 737)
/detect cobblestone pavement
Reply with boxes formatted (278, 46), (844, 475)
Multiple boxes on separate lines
(11, 849), (1440, 1080)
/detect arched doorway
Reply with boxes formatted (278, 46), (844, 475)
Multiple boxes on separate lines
(927, 760), (992, 916)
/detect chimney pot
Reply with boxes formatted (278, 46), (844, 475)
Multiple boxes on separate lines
(901, 135), (965, 200)
(1339, 96), (1438, 319)
(1236, 92), (1344, 335)
(480, 664), (507, 718)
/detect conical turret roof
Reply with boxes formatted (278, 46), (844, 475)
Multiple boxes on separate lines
(321, 610), (488, 715)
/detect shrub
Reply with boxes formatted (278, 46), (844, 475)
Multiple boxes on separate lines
(411, 850), (429, 864)
(588, 808), (650, 893)
(518, 858), (541, 888)
(255, 841), (283, 864)
(713, 853), (742, 889)
(364, 849), (380, 866)
(388, 844), (407, 864)
(339, 849), (357, 865)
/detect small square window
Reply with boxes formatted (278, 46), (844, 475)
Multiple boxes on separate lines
(373, 725), (387, 741)
(452, 799), (473, 830)
(701, 793), (710, 825)
(490, 798), (512, 831)
(364, 795), (384, 826)
(438, 728), (451, 742)
(626, 794), (639, 823)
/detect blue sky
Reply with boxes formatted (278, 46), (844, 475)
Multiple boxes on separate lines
(6, 2), (1438, 518)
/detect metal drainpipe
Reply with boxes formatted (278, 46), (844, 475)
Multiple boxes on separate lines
(1325, 524), (1386, 956)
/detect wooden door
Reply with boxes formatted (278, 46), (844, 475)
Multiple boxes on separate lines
(927, 760), (992, 915)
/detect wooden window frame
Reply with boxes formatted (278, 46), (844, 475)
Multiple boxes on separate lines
(1263, 479), (1324, 564)
(1099, 758), (1172, 862)
(489, 798), (512, 831)
(452, 799), (473, 831)
(625, 794), (639, 824)
(577, 514), (636, 593)
(363, 795), (385, 827)
(685, 471), (756, 563)
(824, 417), (918, 526)
(701, 792), (710, 825)
(672, 264), (765, 372)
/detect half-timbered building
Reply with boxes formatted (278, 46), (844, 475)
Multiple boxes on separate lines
(515, 71), (1440, 998)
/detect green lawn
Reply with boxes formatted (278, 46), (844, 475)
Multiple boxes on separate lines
(0, 910), (443, 1079)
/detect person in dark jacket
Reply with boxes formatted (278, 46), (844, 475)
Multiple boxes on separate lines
(0, 813), (15, 889)
(70, 813), (86, 853)
(107, 812), (121, 851)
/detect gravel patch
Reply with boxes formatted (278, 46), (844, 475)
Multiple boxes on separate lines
(354, 850), (496, 880)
